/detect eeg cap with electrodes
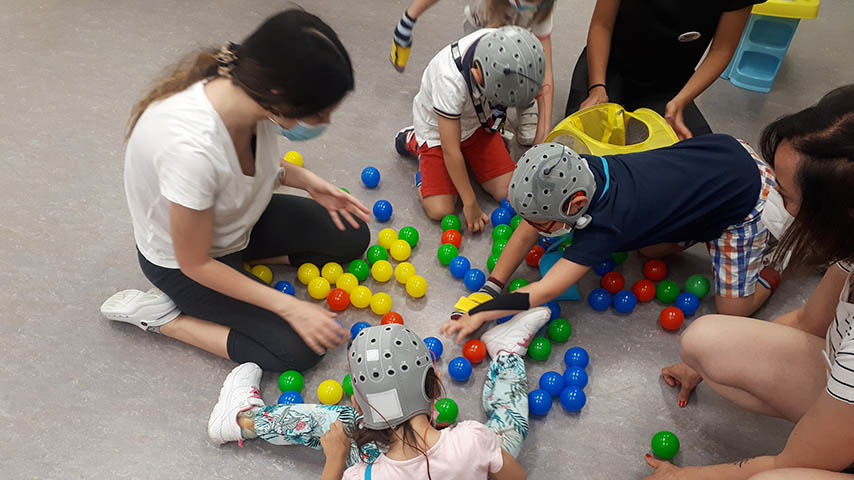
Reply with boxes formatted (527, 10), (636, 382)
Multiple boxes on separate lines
(348, 324), (434, 430)
(472, 26), (545, 108)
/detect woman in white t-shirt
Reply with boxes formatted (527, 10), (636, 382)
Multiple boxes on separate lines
(100, 10), (371, 372)
(646, 85), (854, 479)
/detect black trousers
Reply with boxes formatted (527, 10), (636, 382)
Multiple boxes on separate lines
(564, 47), (712, 137)
(138, 194), (371, 372)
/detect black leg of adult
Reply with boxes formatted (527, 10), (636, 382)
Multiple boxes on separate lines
(565, 47), (592, 118)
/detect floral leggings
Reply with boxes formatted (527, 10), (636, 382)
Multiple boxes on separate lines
(252, 353), (529, 466)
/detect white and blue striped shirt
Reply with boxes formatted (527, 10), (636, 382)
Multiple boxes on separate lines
(827, 261), (854, 403)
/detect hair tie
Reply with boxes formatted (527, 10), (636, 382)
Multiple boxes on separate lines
(216, 42), (239, 78)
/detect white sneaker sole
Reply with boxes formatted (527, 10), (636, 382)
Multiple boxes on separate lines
(208, 363), (263, 445)
(100, 288), (178, 329)
(482, 306), (551, 357)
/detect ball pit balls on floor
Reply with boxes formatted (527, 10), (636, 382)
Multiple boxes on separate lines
(601, 271), (625, 294)
(389, 239), (411, 261)
(464, 268), (486, 291)
(317, 379), (343, 405)
(659, 307), (685, 331)
(350, 286), (373, 308)
(381, 311), (404, 325)
(394, 262), (417, 284)
(563, 366), (589, 388)
(278, 370), (304, 393)
(448, 356), (473, 382)
(526, 245), (545, 267)
(342, 374), (353, 396)
(449, 256), (471, 279)
(277, 391), (304, 404)
(559, 385), (587, 412)
(373, 200), (393, 222)
(347, 259), (370, 282)
(441, 229), (462, 248)
(610, 251), (628, 264)
(462, 339), (487, 364)
(250, 265), (273, 284)
(423, 336), (444, 361)
(656, 280), (680, 303)
(283, 151), (303, 167)
(643, 259), (668, 281)
(684, 274), (711, 298)
(539, 371), (565, 397)
(588, 288), (612, 311)
(492, 240), (508, 256)
(327, 288), (350, 311)
(528, 336), (552, 361)
(545, 300), (561, 320)
(321, 262), (343, 283)
(308, 277), (331, 299)
(593, 258), (615, 276)
(487, 254), (500, 272)
(508, 278), (529, 292)
(510, 215), (522, 230)
(371, 260), (393, 282)
(350, 321), (371, 338)
(397, 225), (420, 248)
(361, 166), (380, 188)
(336, 273), (359, 293)
(437, 244), (459, 266)
(492, 224), (513, 242)
(405, 275), (428, 298)
(377, 228), (397, 249)
(366, 245), (388, 266)
(499, 198), (515, 216)
(434, 398), (459, 425)
(651, 431), (680, 459)
(274, 280), (295, 295)
(564, 346), (590, 368)
(674, 292), (700, 316)
(441, 214), (462, 232)
(528, 389), (553, 416)
(612, 290), (637, 314)
(632, 279), (656, 302)
(548, 318), (572, 342)
(370, 292), (393, 315)
(491, 207), (513, 226)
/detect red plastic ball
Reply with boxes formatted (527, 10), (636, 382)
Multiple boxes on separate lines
(381, 312), (404, 325)
(441, 229), (462, 248)
(326, 288), (350, 311)
(462, 339), (487, 364)
(632, 279), (657, 302)
(525, 245), (545, 267)
(659, 307), (685, 331)
(600, 271), (625, 295)
(643, 259), (668, 282)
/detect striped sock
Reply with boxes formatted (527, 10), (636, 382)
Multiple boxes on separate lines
(394, 11), (416, 47)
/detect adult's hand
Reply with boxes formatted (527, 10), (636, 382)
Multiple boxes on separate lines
(643, 455), (685, 479)
(278, 297), (347, 354)
(579, 86), (609, 110)
(304, 171), (371, 230)
(665, 98), (694, 141)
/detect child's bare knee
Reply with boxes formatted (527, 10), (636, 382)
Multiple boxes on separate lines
(422, 198), (455, 221)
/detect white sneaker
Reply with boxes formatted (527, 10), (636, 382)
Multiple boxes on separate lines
(208, 362), (265, 446)
(481, 306), (551, 358)
(100, 288), (180, 331)
(517, 102), (539, 146)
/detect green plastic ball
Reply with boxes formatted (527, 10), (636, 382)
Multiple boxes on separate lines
(547, 318), (572, 342)
(342, 374), (353, 396)
(684, 274), (711, 299)
(656, 280), (680, 303)
(509, 215), (522, 230)
(366, 245), (388, 266)
(527, 336), (551, 361)
(651, 431), (680, 459)
(492, 240), (508, 256)
(487, 253), (500, 272)
(278, 370), (304, 393)
(508, 278), (529, 292)
(560, 235), (573, 247)
(437, 244), (459, 266)
(398, 226), (420, 248)
(610, 251), (628, 265)
(441, 214), (462, 232)
(348, 259), (371, 282)
(435, 398), (459, 425)
(492, 224), (513, 242)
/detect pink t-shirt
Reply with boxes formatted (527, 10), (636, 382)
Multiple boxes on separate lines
(342, 421), (504, 480)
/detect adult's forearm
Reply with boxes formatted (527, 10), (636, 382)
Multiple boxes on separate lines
(180, 257), (291, 315)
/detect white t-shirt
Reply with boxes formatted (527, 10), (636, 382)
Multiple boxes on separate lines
(826, 261), (854, 403)
(412, 29), (496, 148)
(467, 0), (554, 37)
(124, 81), (283, 269)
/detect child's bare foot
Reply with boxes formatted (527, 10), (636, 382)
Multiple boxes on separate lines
(661, 363), (703, 407)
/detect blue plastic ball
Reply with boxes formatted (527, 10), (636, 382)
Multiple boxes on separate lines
(277, 391), (304, 404)
(538, 236), (558, 249)
(612, 290), (637, 314)
(564, 346), (590, 369)
(528, 389), (553, 416)
(499, 198), (516, 217)
(491, 207), (513, 226)
(449, 256), (471, 279)
(593, 258), (615, 276)
(350, 321), (371, 339)
(373, 200), (393, 222)
(423, 336), (444, 361)
(361, 167), (380, 188)
(463, 268), (486, 291)
(559, 386), (587, 412)
(448, 356), (473, 382)
(675, 292), (700, 316)
(563, 366), (589, 388)
(545, 300), (561, 320)
(539, 371), (565, 397)
(273, 280), (295, 295)
(496, 314), (514, 324)
(588, 288), (612, 311)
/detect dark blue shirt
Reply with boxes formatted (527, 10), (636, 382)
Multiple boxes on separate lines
(563, 134), (761, 267)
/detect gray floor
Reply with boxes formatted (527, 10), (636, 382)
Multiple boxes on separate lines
(2, 1), (852, 478)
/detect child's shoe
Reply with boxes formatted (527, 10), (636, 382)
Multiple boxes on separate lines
(390, 41), (411, 73)
(481, 306), (551, 358)
(100, 288), (180, 332)
(208, 362), (265, 446)
(395, 126), (417, 159)
(517, 102), (539, 146)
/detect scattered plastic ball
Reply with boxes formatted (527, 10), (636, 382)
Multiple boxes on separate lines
(350, 321), (371, 338)
(441, 229), (462, 248)
(593, 258), (615, 276)
(308, 277), (331, 299)
(277, 391), (303, 404)
(361, 166), (380, 188)
(656, 280), (680, 303)
(659, 307), (685, 330)
(321, 262), (344, 284)
(448, 356), (473, 382)
(610, 251), (628, 265)
(526, 245), (546, 267)
(510, 215), (523, 230)
(377, 228), (398, 249)
(441, 214), (462, 232)
(449, 256), (471, 279)
(564, 346), (590, 368)
(243, 262), (251, 272)
(317, 379), (343, 405)
(539, 371), (565, 397)
(500, 198), (516, 216)
(613, 290), (637, 314)
(251, 265), (273, 284)
(283, 151), (303, 167)
(298, 263), (320, 285)
(373, 200), (393, 222)
(366, 245), (389, 266)
(327, 288), (350, 311)
(389, 240), (412, 261)
(463, 269), (486, 291)
(651, 431), (680, 459)
(563, 366), (589, 388)
(370, 292), (393, 315)
(342, 374), (353, 396)
(335, 273), (359, 293)
(588, 288), (612, 311)
(274, 280), (295, 295)
(601, 271), (625, 294)
(398, 226), (420, 248)
(508, 278), (529, 292)
(350, 286), (373, 309)
(545, 300), (561, 320)
(381, 311), (404, 325)
(347, 259), (370, 282)
(684, 274), (711, 299)
(548, 318), (572, 342)
(632, 279), (657, 302)
(528, 336), (552, 361)
(463, 339), (487, 364)
(492, 240), (508, 256)
(405, 275), (428, 298)
(539, 236), (558, 249)
(371, 260), (394, 282)
(528, 389), (553, 416)
(492, 224), (513, 242)
(674, 292), (700, 316)
(423, 336), (444, 361)
(394, 262), (416, 284)
(496, 314), (513, 324)
(278, 370), (304, 393)
(491, 207), (513, 226)
(643, 259), (668, 281)
(487, 254), (500, 272)
(434, 398), (459, 425)
(559, 386), (587, 412)
(437, 244), (459, 266)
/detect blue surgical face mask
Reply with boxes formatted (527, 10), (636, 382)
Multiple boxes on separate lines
(277, 119), (328, 142)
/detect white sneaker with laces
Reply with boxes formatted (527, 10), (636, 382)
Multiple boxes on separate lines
(517, 102), (539, 146)
(208, 362), (265, 446)
(100, 288), (180, 331)
(481, 306), (551, 358)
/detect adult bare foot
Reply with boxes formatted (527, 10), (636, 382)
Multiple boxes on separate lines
(661, 363), (703, 407)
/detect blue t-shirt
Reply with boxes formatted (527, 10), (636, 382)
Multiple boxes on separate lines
(563, 134), (761, 267)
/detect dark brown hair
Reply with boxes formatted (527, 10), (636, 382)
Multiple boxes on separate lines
(761, 84), (854, 266)
(483, 0), (555, 30)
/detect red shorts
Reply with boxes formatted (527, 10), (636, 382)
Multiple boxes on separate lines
(409, 128), (515, 198)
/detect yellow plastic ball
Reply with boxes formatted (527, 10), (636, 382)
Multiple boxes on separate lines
(297, 263), (320, 285)
(283, 151), (303, 167)
(394, 262), (417, 284)
(350, 286), (373, 308)
(335, 273), (359, 293)
(389, 239), (412, 261)
(317, 379), (343, 405)
(321, 262), (344, 284)
(377, 228), (398, 249)
(308, 277), (331, 299)
(243, 262), (251, 272)
(371, 260), (394, 282)
(405, 275), (428, 298)
(250, 265), (273, 284)
(370, 292), (393, 315)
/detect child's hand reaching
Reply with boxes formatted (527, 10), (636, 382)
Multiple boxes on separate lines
(463, 202), (489, 233)
(320, 421), (350, 480)
(440, 312), (486, 344)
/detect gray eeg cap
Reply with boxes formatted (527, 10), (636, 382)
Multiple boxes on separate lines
(508, 143), (597, 228)
(473, 26), (545, 107)
(348, 324), (434, 430)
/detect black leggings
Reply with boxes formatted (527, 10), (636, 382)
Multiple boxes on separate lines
(564, 47), (712, 137)
(138, 194), (371, 372)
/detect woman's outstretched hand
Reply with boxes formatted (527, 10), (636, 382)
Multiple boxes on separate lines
(304, 171), (371, 230)
(278, 298), (347, 354)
